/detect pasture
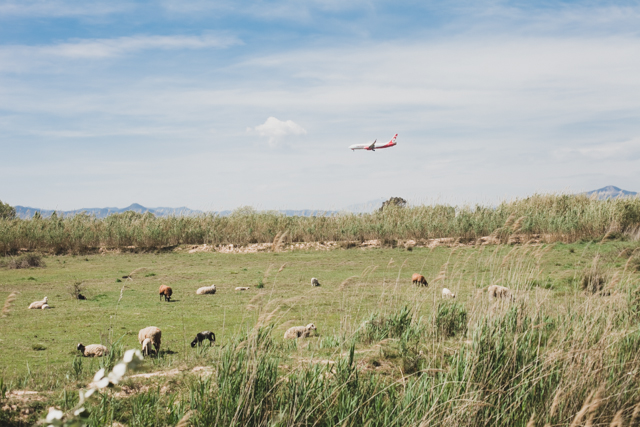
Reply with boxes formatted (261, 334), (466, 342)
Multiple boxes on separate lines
(1, 240), (640, 426)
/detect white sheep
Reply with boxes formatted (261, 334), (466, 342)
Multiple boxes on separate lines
(41, 304), (51, 309)
(235, 287), (250, 291)
(284, 323), (317, 339)
(442, 288), (456, 298)
(77, 343), (108, 357)
(28, 296), (48, 309)
(487, 284), (512, 300)
(311, 278), (321, 287)
(196, 285), (216, 295)
(138, 326), (162, 354)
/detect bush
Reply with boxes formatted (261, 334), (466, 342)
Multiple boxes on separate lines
(359, 306), (417, 343)
(581, 256), (607, 294)
(4, 254), (45, 269)
(434, 301), (468, 338)
(0, 200), (16, 220)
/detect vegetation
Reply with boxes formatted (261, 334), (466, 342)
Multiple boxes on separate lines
(1, 194), (640, 254)
(0, 199), (16, 220)
(1, 240), (640, 425)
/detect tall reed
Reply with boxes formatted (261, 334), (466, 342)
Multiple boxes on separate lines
(2, 194), (640, 254)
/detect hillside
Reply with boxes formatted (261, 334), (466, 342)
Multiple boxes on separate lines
(581, 185), (638, 199)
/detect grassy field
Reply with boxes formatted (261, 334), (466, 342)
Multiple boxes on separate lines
(2, 240), (640, 426)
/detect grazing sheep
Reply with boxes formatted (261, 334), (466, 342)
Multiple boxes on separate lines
(311, 277), (321, 287)
(77, 343), (108, 357)
(41, 304), (51, 309)
(235, 287), (250, 291)
(412, 274), (428, 286)
(159, 285), (172, 302)
(284, 323), (317, 339)
(138, 327), (162, 354)
(28, 296), (48, 309)
(442, 288), (456, 298)
(141, 338), (155, 356)
(191, 331), (216, 347)
(196, 285), (216, 295)
(77, 294), (86, 300)
(487, 285), (512, 300)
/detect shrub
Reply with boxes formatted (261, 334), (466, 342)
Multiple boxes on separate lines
(0, 200), (16, 220)
(68, 281), (85, 299)
(359, 306), (417, 343)
(5, 254), (45, 269)
(581, 255), (607, 294)
(435, 301), (468, 338)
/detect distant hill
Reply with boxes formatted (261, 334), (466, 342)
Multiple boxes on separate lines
(13, 204), (342, 219)
(582, 186), (638, 200)
(14, 204), (204, 219)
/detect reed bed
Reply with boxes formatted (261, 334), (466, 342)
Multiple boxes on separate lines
(2, 194), (640, 254)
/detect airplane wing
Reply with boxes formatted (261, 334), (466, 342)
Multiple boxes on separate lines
(368, 140), (377, 150)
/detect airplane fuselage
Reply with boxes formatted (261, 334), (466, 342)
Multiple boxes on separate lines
(349, 143), (396, 151)
(349, 134), (398, 151)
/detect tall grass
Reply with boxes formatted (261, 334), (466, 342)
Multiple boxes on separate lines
(64, 300), (640, 426)
(2, 194), (640, 254)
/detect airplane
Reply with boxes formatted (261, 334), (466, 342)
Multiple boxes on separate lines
(349, 134), (397, 151)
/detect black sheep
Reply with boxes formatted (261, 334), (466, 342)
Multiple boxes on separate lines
(191, 331), (216, 347)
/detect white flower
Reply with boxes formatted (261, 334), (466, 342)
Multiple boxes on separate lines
(108, 363), (127, 384)
(123, 349), (143, 365)
(93, 368), (105, 382)
(46, 407), (64, 422)
(95, 377), (110, 389)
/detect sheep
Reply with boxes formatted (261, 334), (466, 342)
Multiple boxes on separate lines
(442, 288), (456, 298)
(28, 297), (48, 309)
(412, 274), (428, 286)
(77, 343), (108, 357)
(311, 277), (321, 287)
(76, 294), (86, 300)
(191, 331), (216, 347)
(196, 285), (216, 295)
(235, 287), (250, 291)
(159, 285), (172, 302)
(487, 285), (512, 300)
(41, 304), (51, 309)
(138, 326), (162, 354)
(284, 323), (317, 339)
(141, 338), (155, 356)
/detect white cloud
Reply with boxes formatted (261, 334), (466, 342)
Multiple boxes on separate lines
(554, 138), (640, 161)
(0, 0), (129, 17)
(0, 34), (240, 61)
(248, 117), (307, 147)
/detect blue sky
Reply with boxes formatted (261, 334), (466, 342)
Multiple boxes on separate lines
(1, 0), (639, 211)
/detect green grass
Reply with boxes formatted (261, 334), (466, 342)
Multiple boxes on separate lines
(1, 240), (640, 425)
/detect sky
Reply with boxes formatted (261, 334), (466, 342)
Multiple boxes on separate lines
(0, 0), (639, 212)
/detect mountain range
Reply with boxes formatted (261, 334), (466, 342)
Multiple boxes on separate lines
(11, 186), (637, 219)
(581, 185), (638, 200)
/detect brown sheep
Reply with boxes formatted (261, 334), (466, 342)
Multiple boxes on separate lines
(159, 285), (172, 302)
(412, 273), (428, 286)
